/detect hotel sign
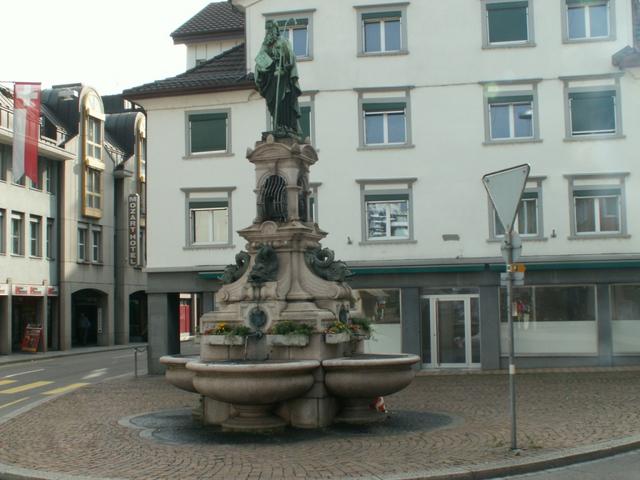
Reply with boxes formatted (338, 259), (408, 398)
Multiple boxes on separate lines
(128, 194), (140, 266)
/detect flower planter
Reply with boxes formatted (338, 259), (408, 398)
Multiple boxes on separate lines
(204, 335), (246, 346)
(266, 334), (310, 347)
(324, 332), (351, 344)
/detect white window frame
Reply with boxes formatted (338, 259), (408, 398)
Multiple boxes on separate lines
(0, 209), (5, 254)
(182, 187), (235, 249)
(29, 215), (42, 258)
(566, 173), (629, 239)
(77, 225), (88, 262)
(356, 3), (409, 56)
(562, 0), (615, 43)
(357, 178), (417, 245)
(356, 87), (413, 150)
(264, 9), (315, 61)
(90, 226), (102, 263)
(11, 212), (24, 256)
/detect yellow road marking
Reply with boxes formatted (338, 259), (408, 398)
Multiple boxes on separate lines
(42, 383), (90, 396)
(0, 380), (17, 386)
(0, 397), (30, 409)
(0, 381), (53, 394)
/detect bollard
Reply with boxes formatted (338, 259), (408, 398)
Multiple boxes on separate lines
(133, 346), (147, 378)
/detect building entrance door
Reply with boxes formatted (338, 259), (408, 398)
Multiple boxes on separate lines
(426, 295), (480, 368)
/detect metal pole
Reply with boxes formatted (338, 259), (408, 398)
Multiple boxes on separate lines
(134, 348), (138, 378)
(506, 229), (517, 450)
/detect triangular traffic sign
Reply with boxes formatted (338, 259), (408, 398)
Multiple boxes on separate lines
(482, 164), (530, 234)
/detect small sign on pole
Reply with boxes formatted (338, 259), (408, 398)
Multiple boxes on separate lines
(482, 163), (530, 452)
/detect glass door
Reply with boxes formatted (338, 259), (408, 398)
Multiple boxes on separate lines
(426, 295), (480, 368)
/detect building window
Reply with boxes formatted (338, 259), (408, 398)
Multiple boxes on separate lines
(29, 216), (41, 257)
(564, 0), (614, 42)
(574, 189), (621, 234)
(183, 188), (235, 248)
(563, 75), (623, 139)
(482, 1), (534, 47)
(357, 88), (413, 149)
(46, 218), (54, 259)
(0, 209), (5, 254)
(300, 104), (313, 144)
(85, 167), (102, 211)
(186, 110), (230, 156)
(356, 5), (408, 56)
(569, 90), (617, 136)
(309, 182), (320, 223)
(567, 174), (628, 238)
(91, 227), (102, 263)
(86, 116), (102, 161)
(611, 284), (640, 354)
(499, 285), (597, 355)
(82, 92), (105, 218)
(364, 103), (406, 145)
(492, 192), (539, 238)
(487, 95), (534, 140)
(0, 145), (7, 182)
(78, 225), (88, 262)
(44, 159), (56, 194)
(357, 178), (416, 244)
(11, 212), (24, 256)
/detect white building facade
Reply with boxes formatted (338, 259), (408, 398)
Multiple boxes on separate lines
(125, 0), (640, 373)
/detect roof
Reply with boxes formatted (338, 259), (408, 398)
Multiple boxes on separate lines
(123, 43), (254, 100)
(171, 2), (245, 43)
(105, 112), (143, 157)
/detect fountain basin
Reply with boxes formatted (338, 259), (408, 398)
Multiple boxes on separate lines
(186, 359), (320, 432)
(322, 354), (420, 424)
(159, 355), (200, 393)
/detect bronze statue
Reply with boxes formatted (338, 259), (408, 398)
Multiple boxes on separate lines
(255, 20), (302, 136)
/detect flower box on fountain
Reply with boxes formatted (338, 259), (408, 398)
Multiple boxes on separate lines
(202, 323), (251, 346)
(266, 321), (313, 347)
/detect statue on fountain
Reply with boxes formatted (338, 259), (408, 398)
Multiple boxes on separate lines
(255, 20), (302, 138)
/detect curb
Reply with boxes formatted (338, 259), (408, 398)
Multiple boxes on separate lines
(0, 344), (147, 367)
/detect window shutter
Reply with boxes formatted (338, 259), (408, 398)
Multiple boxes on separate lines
(487, 2), (529, 43)
(361, 11), (402, 21)
(487, 95), (533, 104)
(299, 106), (311, 140)
(190, 113), (227, 153)
(365, 193), (409, 202)
(573, 188), (620, 197)
(362, 102), (406, 112)
(566, 0), (602, 5)
(273, 18), (309, 28)
(189, 199), (228, 209)
(569, 91), (615, 133)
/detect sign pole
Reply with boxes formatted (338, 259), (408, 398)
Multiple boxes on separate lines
(505, 229), (517, 450)
(481, 163), (529, 453)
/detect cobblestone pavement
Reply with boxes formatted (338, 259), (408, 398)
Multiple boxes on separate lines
(1, 371), (640, 480)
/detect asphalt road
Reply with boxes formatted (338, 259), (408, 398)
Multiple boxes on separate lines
(496, 449), (640, 479)
(0, 349), (147, 421)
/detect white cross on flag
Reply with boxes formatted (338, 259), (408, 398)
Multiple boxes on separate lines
(12, 82), (41, 185)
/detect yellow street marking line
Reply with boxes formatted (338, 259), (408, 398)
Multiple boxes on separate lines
(42, 383), (90, 396)
(0, 397), (30, 410)
(0, 381), (53, 394)
(0, 380), (17, 386)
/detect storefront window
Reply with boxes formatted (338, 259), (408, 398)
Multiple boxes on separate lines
(499, 285), (597, 355)
(611, 285), (640, 354)
(352, 289), (401, 353)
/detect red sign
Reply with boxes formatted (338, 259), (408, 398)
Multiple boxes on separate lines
(12, 285), (45, 296)
(47, 286), (59, 296)
(20, 325), (43, 353)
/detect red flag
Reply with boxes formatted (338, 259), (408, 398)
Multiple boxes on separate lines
(12, 82), (41, 185)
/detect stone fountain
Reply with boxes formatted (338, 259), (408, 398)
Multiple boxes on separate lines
(160, 21), (419, 433)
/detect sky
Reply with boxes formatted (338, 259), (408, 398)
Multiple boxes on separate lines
(2, 0), (216, 95)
